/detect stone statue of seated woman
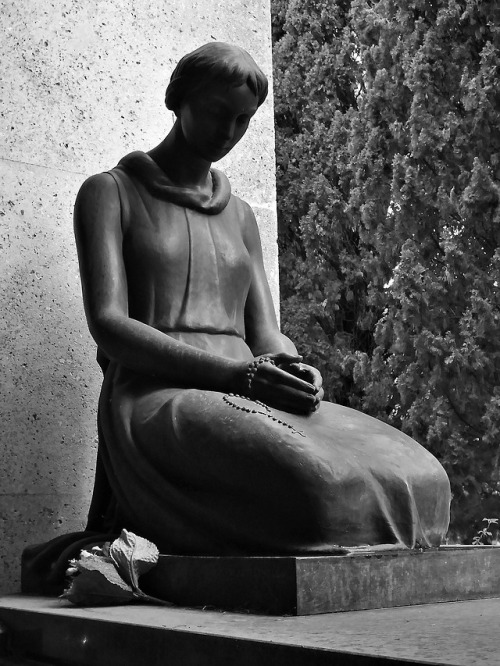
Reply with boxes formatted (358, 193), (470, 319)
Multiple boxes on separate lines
(22, 42), (450, 594)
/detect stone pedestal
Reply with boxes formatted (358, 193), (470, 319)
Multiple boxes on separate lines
(141, 545), (500, 615)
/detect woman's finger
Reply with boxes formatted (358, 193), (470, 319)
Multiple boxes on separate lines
(257, 363), (316, 394)
(314, 387), (324, 406)
(306, 365), (323, 392)
(287, 363), (323, 393)
(265, 352), (302, 365)
(260, 384), (317, 414)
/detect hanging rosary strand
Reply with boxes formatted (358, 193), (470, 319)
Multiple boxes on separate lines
(222, 393), (305, 437)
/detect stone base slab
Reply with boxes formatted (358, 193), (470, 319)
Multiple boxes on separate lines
(2, 594), (500, 665)
(141, 545), (500, 615)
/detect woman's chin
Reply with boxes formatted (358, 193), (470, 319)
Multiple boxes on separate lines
(204, 143), (233, 162)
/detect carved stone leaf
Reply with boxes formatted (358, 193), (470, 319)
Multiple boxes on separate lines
(109, 529), (159, 591)
(62, 556), (135, 606)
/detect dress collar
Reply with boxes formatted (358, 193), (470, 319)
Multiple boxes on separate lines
(116, 151), (232, 215)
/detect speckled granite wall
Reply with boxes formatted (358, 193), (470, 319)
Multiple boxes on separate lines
(0, 0), (277, 594)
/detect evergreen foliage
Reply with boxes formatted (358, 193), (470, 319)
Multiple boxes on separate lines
(273, 0), (500, 537)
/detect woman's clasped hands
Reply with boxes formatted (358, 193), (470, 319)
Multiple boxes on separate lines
(241, 353), (324, 415)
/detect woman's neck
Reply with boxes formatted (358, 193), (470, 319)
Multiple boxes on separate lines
(148, 122), (212, 195)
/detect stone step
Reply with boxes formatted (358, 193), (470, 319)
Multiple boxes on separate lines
(1, 594), (500, 665)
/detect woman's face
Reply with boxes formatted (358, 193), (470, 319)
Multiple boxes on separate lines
(178, 80), (259, 162)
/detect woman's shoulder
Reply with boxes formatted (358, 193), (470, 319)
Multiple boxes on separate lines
(227, 193), (261, 249)
(74, 171), (122, 237)
(75, 171), (120, 211)
(80, 170), (117, 188)
(228, 192), (256, 221)
(78, 151), (140, 194)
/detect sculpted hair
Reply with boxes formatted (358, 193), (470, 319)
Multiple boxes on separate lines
(165, 42), (268, 112)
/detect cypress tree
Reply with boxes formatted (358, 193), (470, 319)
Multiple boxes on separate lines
(273, 0), (370, 405)
(273, 0), (500, 538)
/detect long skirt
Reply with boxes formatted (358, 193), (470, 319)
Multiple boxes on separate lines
(98, 363), (451, 554)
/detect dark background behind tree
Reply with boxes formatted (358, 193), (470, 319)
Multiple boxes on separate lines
(272, 0), (500, 540)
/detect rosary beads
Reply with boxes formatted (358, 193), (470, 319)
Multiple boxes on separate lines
(222, 393), (305, 437)
(246, 356), (275, 397)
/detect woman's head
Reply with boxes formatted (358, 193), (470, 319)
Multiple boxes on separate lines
(165, 42), (268, 113)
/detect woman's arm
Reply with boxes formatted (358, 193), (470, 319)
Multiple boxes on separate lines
(241, 202), (297, 356)
(241, 203), (324, 411)
(74, 172), (246, 392)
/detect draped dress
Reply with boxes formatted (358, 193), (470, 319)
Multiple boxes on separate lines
(90, 150), (451, 555)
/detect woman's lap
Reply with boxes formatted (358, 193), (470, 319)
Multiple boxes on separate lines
(99, 367), (451, 554)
